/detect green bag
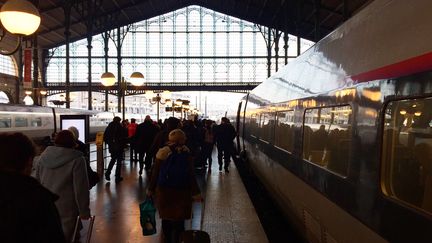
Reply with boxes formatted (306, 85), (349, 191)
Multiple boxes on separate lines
(139, 198), (157, 236)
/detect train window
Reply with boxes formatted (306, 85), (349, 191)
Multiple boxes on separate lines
(0, 116), (11, 128)
(382, 98), (432, 214)
(15, 117), (28, 127)
(275, 110), (295, 152)
(259, 113), (274, 142)
(249, 114), (259, 137)
(303, 105), (352, 176)
(31, 117), (42, 127)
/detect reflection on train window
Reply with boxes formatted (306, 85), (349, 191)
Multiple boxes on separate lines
(15, 117), (28, 127)
(249, 114), (259, 137)
(303, 105), (352, 176)
(275, 110), (295, 152)
(382, 98), (432, 214)
(0, 116), (11, 128)
(31, 117), (42, 127)
(259, 113), (274, 142)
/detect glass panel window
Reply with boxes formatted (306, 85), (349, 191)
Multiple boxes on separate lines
(303, 105), (352, 176)
(31, 117), (42, 127)
(249, 114), (259, 137)
(382, 98), (432, 214)
(0, 116), (11, 128)
(258, 112), (275, 142)
(275, 110), (295, 152)
(0, 55), (16, 76)
(15, 117), (28, 127)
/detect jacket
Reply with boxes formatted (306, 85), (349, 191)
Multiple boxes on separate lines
(214, 123), (236, 147)
(35, 146), (90, 241)
(0, 171), (65, 243)
(148, 145), (200, 220)
(104, 121), (128, 153)
(128, 122), (138, 138)
(135, 120), (160, 153)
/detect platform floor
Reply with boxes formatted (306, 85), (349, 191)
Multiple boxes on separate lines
(87, 147), (268, 242)
(202, 162), (268, 243)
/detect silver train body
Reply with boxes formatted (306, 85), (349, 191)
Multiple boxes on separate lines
(0, 104), (112, 144)
(237, 0), (432, 242)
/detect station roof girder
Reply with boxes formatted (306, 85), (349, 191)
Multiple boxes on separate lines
(0, 0), (371, 52)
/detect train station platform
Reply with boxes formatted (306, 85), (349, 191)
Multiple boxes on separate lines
(87, 146), (268, 242)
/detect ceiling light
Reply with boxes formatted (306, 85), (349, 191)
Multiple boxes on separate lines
(0, 0), (41, 36)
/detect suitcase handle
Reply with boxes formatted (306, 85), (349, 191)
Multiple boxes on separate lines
(72, 215), (95, 243)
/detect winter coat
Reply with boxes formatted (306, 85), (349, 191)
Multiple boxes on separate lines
(0, 171), (66, 243)
(128, 122), (138, 138)
(134, 120), (160, 153)
(148, 145), (200, 220)
(104, 121), (128, 153)
(35, 146), (90, 241)
(214, 123), (236, 147)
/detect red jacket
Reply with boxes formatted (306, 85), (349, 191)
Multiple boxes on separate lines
(128, 123), (138, 137)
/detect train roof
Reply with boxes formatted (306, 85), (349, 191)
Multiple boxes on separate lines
(0, 103), (101, 115)
(250, 0), (432, 105)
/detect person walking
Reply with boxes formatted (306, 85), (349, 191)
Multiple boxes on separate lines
(128, 118), (138, 163)
(214, 117), (236, 173)
(35, 130), (91, 242)
(0, 132), (66, 243)
(104, 116), (128, 182)
(182, 120), (202, 168)
(135, 115), (160, 175)
(150, 117), (181, 155)
(202, 119), (215, 171)
(147, 129), (202, 243)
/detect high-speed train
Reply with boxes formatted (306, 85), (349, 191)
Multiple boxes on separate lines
(236, 0), (432, 242)
(0, 104), (114, 144)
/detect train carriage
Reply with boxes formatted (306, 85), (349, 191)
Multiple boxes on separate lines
(238, 0), (432, 242)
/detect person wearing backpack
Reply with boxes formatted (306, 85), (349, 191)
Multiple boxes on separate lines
(147, 129), (202, 243)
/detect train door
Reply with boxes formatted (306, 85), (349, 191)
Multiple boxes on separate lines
(240, 93), (249, 156)
(236, 101), (242, 154)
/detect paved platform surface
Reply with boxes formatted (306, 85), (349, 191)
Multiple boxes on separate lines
(202, 163), (268, 243)
(85, 146), (267, 242)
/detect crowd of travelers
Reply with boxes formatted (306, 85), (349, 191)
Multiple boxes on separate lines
(0, 115), (236, 243)
(104, 115), (237, 242)
(103, 115), (238, 181)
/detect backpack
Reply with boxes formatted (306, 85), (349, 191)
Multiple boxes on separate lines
(157, 146), (190, 189)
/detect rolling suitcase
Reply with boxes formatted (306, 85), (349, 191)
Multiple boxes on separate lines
(182, 200), (210, 242)
(180, 230), (210, 243)
(71, 215), (95, 243)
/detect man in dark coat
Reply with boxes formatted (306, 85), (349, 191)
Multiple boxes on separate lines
(182, 120), (202, 167)
(104, 116), (128, 182)
(134, 116), (160, 175)
(0, 132), (65, 243)
(149, 117), (181, 160)
(214, 117), (237, 173)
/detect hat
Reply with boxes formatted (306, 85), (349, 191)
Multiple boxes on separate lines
(55, 130), (77, 148)
(168, 129), (186, 145)
(68, 126), (79, 140)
